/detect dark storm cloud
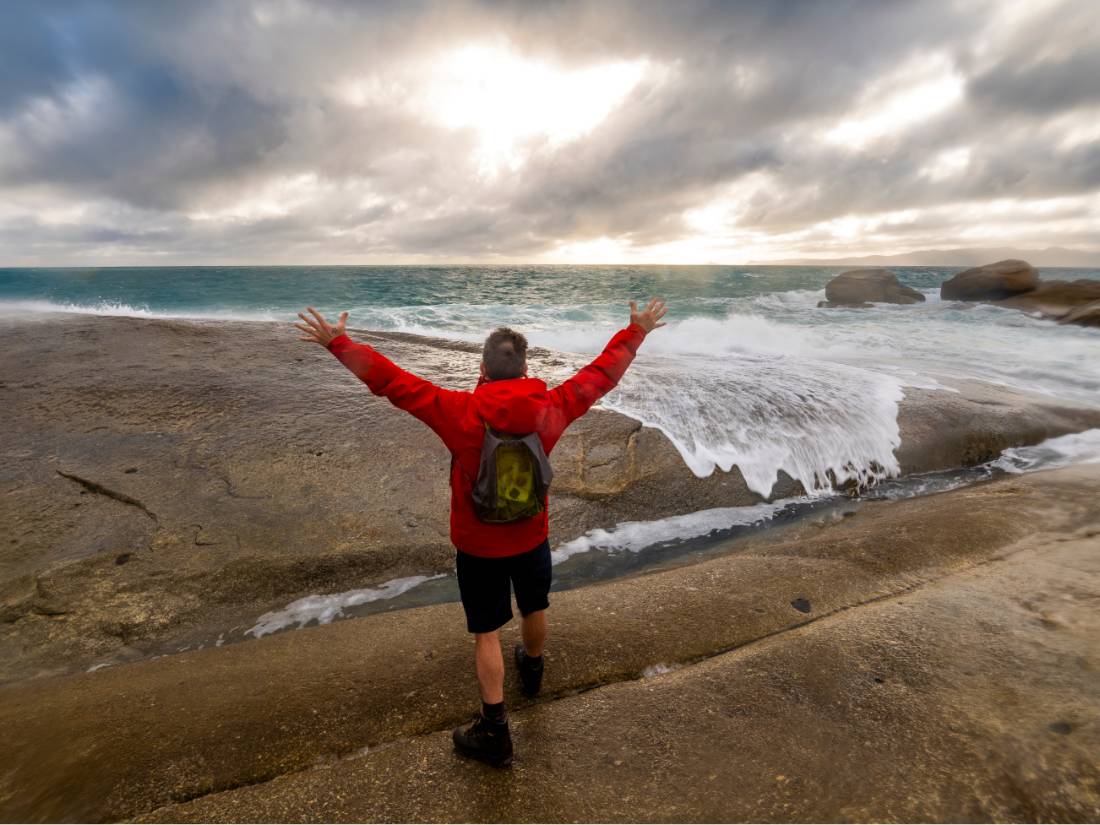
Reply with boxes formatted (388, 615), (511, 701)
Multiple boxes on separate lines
(0, 3), (71, 114)
(970, 51), (1100, 114)
(0, 0), (1098, 263)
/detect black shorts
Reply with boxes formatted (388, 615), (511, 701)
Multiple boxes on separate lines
(455, 539), (552, 634)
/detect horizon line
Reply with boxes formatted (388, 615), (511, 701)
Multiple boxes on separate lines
(3, 260), (1099, 269)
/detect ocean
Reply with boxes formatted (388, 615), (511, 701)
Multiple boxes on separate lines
(3, 264), (1098, 500)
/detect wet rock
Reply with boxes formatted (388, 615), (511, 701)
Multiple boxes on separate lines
(995, 280), (1100, 320)
(0, 575), (36, 624)
(4, 465), (1100, 822)
(818, 269), (925, 308)
(817, 299), (873, 309)
(1058, 299), (1100, 328)
(3, 316), (1100, 683)
(892, 383), (1100, 474)
(791, 598), (812, 614)
(940, 259), (1039, 302)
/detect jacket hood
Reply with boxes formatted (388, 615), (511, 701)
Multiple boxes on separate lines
(472, 377), (550, 433)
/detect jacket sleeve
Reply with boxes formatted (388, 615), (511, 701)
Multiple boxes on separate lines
(326, 334), (468, 447)
(548, 322), (647, 426)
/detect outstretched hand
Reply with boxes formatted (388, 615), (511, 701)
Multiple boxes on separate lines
(294, 306), (348, 346)
(630, 298), (668, 333)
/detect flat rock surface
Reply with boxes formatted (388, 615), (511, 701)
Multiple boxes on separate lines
(2, 464), (1098, 822)
(2, 314), (1099, 683)
(149, 513), (1100, 824)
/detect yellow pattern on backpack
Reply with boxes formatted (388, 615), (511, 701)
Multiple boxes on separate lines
(495, 442), (535, 518)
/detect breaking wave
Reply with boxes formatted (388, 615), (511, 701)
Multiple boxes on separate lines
(5, 265), (1098, 498)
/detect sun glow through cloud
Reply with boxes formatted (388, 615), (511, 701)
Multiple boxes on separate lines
(825, 54), (965, 149)
(1, 0), (1098, 265)
(417, 44), (650, 175)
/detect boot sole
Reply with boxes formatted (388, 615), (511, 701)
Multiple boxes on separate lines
(453, 741), (513, 768)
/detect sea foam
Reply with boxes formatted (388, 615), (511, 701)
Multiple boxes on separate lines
(240, 427), (1100, 639)
(247, 574), (445, 638)
(552, 498), (799, 564)
(991, 428), (1100, 474)
(9, 270), (1098, 502)
(0, 298), (282, 323)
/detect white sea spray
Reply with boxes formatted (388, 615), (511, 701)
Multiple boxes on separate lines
(642, 663), (680, 678)
(8, 266), (1099, 502)
(991, 429), (1100, 474)
(247, 574), (446, 638)
(236, 427), (1100, 639)
(551, 499), (799, 565)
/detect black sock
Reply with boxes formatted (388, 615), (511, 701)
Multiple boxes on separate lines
(482, 701), (507, 724)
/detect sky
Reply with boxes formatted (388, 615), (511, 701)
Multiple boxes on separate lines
(1, 0), (1098, 266)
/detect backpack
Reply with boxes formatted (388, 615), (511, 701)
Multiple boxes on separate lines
(471, 422), (553, 524)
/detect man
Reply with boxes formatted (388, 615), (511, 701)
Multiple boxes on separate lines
(294, 298), (668, 767)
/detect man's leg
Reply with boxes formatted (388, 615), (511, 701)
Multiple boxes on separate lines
(512, 539), (551, 697)
(454, 629), (513, 767)
(453, 552), (514, 767)
(474, 630), (505, 704)
(521, 609), (547, 658)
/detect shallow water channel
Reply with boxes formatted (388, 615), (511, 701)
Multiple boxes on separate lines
(131, 428), (1099, 666)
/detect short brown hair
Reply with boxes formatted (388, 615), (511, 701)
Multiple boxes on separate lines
(482, 327), (528, 380)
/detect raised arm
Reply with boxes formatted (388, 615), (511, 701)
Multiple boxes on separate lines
(549, 298), (667, 425)
(295, 307), (467, 445)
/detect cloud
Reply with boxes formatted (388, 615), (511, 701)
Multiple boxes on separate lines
(0, 0), (1098, 264)
(970, 51), (1100, 114)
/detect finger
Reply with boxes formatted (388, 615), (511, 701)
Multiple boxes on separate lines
(307, 306), (332, 333)
(297, 312), (323, 332)
(654, 305), (668, 319)
(293, 322), (315, 334)
(338, 311), (348, 328)
(654, 321), (667, 329)
(629, 300), (638, 314)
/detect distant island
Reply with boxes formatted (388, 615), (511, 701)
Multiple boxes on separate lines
(753, 246), (1100, 268)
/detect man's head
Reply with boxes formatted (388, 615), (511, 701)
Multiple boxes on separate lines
(481, 327), (528, 381)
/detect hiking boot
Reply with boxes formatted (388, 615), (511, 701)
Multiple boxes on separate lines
(514, 644), (544, 697)
(452, 714), (513, 768)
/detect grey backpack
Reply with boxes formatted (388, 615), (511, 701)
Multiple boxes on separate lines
(471, 423), (553, 523)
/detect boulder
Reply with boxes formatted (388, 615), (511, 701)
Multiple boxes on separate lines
(1058, 299), (1100, 328)
(819, 269), (925, 308)
(995, 279), (1100, 319)
(940, 259), (1038, 301)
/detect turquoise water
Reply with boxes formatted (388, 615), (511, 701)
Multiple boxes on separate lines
(3, 265), (1098, 496)
(0, 264), (958, 320)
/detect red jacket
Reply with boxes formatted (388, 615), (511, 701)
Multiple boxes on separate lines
(326, 323), (648, 557)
